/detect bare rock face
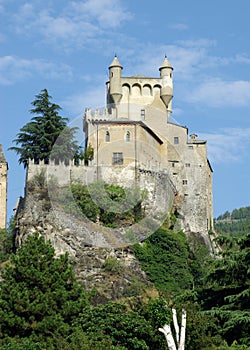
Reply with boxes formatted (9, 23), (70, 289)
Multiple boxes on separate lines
(15, 188), (152, 302)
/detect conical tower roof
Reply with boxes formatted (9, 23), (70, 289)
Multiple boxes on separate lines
(159, 56), (173, 71)
(109, 55), (123, 69)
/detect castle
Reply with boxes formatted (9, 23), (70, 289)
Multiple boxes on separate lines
(25, 56), (213, 248)
(0, 145), (8, 229)
(83, 56), (213, 240)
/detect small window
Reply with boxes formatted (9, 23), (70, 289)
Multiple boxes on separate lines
(105, 131), (110, 142)
(126, 131), (130, 142)
(183, 180), (188, 185)
(185, 163), (190, 167)
(174, 137), (179, 144)
(113, 152), (123, 165)
(141, 109), (145, 120)
(188, 145), (193, 150)
(172, 162), (175, 167)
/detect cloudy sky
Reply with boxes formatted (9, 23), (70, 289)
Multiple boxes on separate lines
(1, 0), (250, 220)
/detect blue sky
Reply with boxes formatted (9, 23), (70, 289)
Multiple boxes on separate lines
(1, 0), (250, 221)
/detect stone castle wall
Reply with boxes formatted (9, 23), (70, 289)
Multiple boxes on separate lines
(0, 145), (8, 229)
(25, 157), (214, 251)
(26, 159), (176, 231)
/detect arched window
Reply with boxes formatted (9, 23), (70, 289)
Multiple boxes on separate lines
(105, 131), (110, 142)
(126, 131), (130, 142)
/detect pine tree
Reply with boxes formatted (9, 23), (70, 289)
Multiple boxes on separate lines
(9, 89), (78, 167)
(0, 233), (87, 344)
(200, 232), (250, 346)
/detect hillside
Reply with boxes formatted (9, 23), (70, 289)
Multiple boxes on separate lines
(1, 185), (250, 349)
(215, 206), (250, 237)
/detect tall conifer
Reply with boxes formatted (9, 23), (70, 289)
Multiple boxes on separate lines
(10, 89), (78, 167)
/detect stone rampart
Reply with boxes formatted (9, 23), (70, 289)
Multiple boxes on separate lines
(26, 159), (177, 226)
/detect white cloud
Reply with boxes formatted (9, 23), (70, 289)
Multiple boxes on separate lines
(127, 40), (250, 85)
(235, 54), (250, 64)
(71, 0), (132, 28)
(12, 0), (132, 49)
(126, 40), (217, 79)
(188, 78), (250, 107)
(169, 23), (188, 31)
(200, 128), (250, 163)
(0, 55), (73, 85)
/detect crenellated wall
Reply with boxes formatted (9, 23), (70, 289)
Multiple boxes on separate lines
(26, 159), (177, 231)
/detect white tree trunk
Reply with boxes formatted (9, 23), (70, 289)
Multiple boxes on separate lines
(159, 308), (186, 350)
(159, 325), (177, 350)
(172, 308), (180, 346)
(179, 309), (187, 350)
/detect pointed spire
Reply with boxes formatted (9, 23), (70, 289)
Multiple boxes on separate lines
(109, 55), (123, 69)
(159, 56), (173, 71)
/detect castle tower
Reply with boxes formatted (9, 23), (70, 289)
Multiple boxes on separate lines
(107, 55), (123, 105)
(159, 56), (173, 116)
(83, 58), (214, 245)
(0, 144), (8, 229)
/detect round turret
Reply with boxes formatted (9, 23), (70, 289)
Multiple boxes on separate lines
(159, 56), (173, 77)
(159, 56), (173, 108)
(108, 55), (123, 104)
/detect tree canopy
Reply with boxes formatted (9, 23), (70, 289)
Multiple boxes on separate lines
(0, 232), (87, 346)
(199, 232), (250, 346)
(9, 89), (78, 167)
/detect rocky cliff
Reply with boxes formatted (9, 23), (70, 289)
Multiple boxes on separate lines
(15, 186), (153, 303)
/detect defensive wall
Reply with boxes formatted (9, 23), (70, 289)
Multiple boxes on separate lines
(26, 158), (177, 224)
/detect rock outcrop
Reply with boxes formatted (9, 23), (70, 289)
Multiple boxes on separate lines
(15, 187), (152, 302)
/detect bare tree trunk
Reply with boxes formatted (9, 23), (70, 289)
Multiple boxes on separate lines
(179, 309), (187, 350)
(159, 325), (177, 350)
(159, 308), (186, 350)
(172, 308), (180, 346)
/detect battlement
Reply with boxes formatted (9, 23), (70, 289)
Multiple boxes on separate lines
(84, 106), (117, 121)
(26, 158), (177, 232)
(26, 158), (92, 188)
(27, 158), (85, 167)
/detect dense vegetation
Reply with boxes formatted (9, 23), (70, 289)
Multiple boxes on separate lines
(1, 209), (250, 348)
(58, 182), (144, 228)
(4, 172), (250, 349)
(133, 227), (197, 294)
(215, 206), (250, 238)
(0, 233), (168, 349)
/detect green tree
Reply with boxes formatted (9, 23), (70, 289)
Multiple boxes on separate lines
(0, 216), (16, 263)
(9, 89), (78, 167)
(200, 232), (250, 346)
(133, 227), (195, 294)
(76, 302), (163, 349)
(0, 232), (87, 346)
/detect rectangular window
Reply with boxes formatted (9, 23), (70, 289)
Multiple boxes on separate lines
(141, 109), (145, 120)
(174, 137), (179, 144)
(188, 145), (193, 150)
(185, 163), (190, 167)
(182, 180), (188, 185)
(113, 152), (123, 165)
